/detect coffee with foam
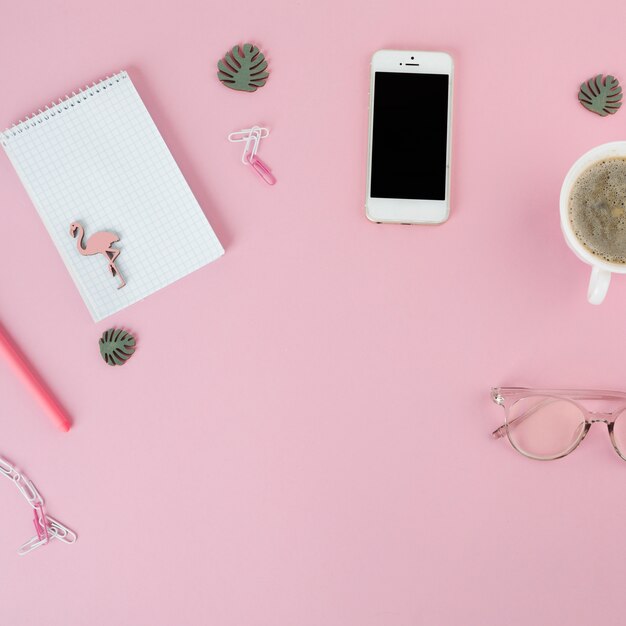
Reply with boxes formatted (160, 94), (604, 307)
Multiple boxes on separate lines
(569, 157), (626, 264)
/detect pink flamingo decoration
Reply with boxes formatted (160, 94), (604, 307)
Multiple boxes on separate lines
(69, 222), (126, 289)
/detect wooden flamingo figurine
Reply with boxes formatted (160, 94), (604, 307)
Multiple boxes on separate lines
(69, 222), (126, 289)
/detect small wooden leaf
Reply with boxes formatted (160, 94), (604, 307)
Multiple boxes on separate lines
(579, 74), (622, 116)
(217, 43), (269, 92)
(99, 328), (136, 367)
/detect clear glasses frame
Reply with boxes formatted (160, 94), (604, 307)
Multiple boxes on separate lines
(491, 387), (626, 461)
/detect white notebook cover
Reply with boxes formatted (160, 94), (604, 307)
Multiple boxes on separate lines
(1, 71), (224, 321)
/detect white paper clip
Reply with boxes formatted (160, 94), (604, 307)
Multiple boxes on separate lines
(242, 127), (262, 164)
(0, 457), (14, 479)
(227, 126), (270, 142)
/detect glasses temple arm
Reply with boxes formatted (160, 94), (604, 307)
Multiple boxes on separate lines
(491, 398), (560, 439)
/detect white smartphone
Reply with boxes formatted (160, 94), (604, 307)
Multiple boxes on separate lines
(366, 50), (454, 224)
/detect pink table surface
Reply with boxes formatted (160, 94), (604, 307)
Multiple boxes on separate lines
(1, 0), (626, 624)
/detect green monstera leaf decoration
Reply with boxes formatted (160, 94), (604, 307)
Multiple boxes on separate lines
(217, 44), (269, 92)
(99, 328), (136, 366)
(579, 74), (622, 116)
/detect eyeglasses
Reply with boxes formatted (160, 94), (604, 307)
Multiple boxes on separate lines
(491, 387), (626, 461)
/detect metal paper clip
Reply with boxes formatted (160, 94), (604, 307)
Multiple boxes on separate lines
(18, 534), (49, 556)
(0, 457), (14, 479)
(248, 155), (276, 185)
(227, 126), (270, 142)
(242, 127), (262, 164)
(47, 516), (78, 544)
(33, 504), (48, 539)
(14, 476), (44, 508)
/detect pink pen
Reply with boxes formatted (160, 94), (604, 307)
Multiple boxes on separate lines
(0, 322), (71, 432)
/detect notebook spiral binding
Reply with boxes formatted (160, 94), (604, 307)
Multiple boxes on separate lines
(1, 71), (127, 146)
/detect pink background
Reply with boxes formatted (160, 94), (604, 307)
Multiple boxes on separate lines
(1, 0), (626, 623)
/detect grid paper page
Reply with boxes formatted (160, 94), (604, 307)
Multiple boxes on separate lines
(1, 71), (224, 321)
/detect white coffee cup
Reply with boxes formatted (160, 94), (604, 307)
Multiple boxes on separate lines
(560, 141), (626, 304)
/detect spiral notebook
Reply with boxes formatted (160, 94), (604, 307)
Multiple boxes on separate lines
(1, 71), (224, 322)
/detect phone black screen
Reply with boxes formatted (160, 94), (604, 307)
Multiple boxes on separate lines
(370, 72), (449, 200)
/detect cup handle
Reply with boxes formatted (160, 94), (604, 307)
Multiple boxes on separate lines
(587, 266), (611, 304)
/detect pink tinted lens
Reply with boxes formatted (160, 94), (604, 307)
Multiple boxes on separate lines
(611, 411), (626, 459)
(507, 396), (586, 459)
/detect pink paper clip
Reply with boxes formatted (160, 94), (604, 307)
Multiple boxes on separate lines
(33, 504), (49, 544)
(248, 155), (276, 185)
